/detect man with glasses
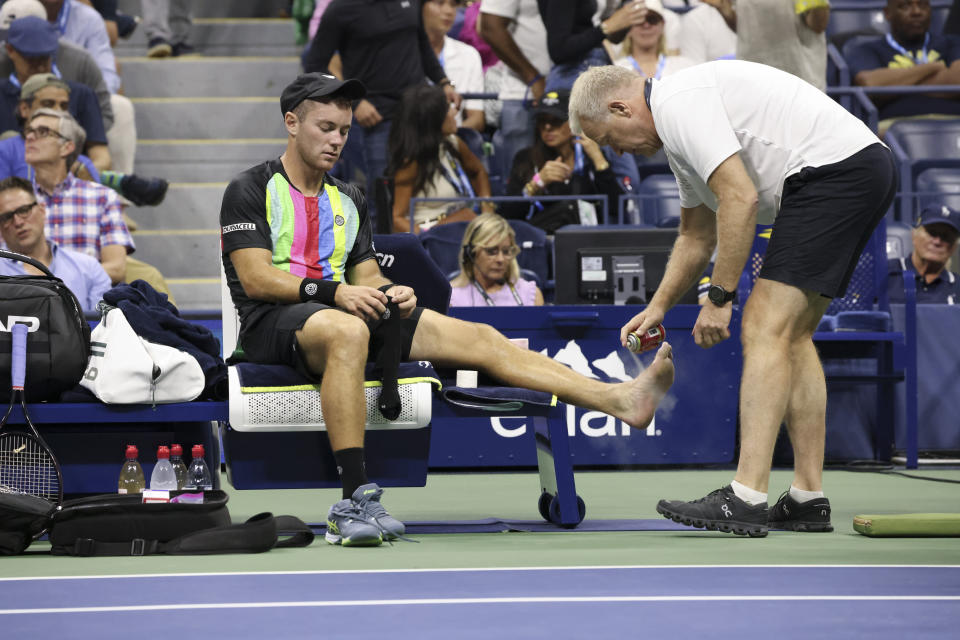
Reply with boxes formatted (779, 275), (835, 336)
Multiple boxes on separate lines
(0, 175), (109, 311)
(888, 205), (960, 304)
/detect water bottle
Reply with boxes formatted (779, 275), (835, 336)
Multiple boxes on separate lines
(169, 443), (188, 490)
(118, 444), (145, 494)
(622, 176), (638, 224)
(149, 445), (178, 490)
(184, 444), (213, 491)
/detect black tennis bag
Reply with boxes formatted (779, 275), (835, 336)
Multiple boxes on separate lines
(0, 249), (91, 401)
(0, 491), (314, 556)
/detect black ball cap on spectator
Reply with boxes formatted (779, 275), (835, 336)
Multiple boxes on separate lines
(280, 73), (367, 115)
(534, 89), (570, 122)
(8, 15), (59, 57)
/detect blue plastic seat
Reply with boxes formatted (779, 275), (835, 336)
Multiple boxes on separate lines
(636, 175), (681, 228)
(507, 219), (551, 286)
(886, 221), (914, 260)
(885, 119), (960, 221)
(419, 221), (470, 279)
(374, 232), (452, 314)
(916, 168), (960, 213)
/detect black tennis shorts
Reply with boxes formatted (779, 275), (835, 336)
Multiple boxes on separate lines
(238, 302), (425, 380)
(760, 142), (898, 298)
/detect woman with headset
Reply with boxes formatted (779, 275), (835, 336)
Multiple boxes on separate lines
(449, 213), (544, 306)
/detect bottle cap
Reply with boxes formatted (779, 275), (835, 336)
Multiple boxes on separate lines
(156, 445), (170, 459)
(125, 444), (138, 459)
(192, 444), (205, 457)
(170, 443), (183, 456)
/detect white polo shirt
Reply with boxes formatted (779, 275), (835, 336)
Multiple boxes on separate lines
(651, 60), (881, 223)
(441, 36), (484, 123)
(481, 0), (551, 99)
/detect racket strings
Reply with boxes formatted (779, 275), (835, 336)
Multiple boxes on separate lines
(0, 434), (60, 502)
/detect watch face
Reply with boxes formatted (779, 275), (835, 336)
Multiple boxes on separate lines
(708, 286), (726, 306)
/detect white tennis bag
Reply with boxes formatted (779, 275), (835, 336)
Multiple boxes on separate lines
(80, 306), (204, 404)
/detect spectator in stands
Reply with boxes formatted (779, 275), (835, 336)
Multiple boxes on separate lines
(142, 0), (195, 58)
(888, 204), (960, 304)
(607, 0), (694, 79)
(538, 0), (648, 91)
(478, 0), (551, 191)
(0, 2), (115, 154)
(35, 1), (138, 174)
(456, 0), (499, 71)
(38, 0), (119, 93)
(0, 175), (109, 311)
(736, 0), (831, 91)
(678, 0), (736, 63)
(0, 19), (111, 170)
(449, 212), (544, 305)
(0, 73), (167, 206)
(570, 62), (895, 537)
(387, 84), (493, 233)
(26, 107), (173, 298)
(422, 0), (486, 131)
(847, 0), (960, 126)
(502, 89), (621, 232)
(303, 0), (461, 224)
(220, 72), (674, 546)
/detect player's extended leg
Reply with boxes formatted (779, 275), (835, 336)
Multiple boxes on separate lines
(407, 309), (675, 430)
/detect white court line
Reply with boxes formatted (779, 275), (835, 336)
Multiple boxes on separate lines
(1, 564), (958, 582)
(1, 595), (959, 615)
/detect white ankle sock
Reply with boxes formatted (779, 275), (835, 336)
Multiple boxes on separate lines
(789, 485), (824, 503)
(730, 480), (767, 506)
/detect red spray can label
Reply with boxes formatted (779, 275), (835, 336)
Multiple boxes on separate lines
(626, 324), (666, 353)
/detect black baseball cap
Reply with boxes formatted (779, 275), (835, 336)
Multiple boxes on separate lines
(280, 72), (367, 115)
(534, 89), (570, 122)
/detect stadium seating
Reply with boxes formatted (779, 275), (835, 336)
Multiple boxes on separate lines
(885, 119), (960, 221)
(916, 168), (960, 212)
(636, 174), (681, 227)
(507, 219), (551, 287)
(886, 220), (914, 260)
(420, 221), (470, 276)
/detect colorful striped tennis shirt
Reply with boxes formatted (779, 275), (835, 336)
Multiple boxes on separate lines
(220, 158), (375, 324)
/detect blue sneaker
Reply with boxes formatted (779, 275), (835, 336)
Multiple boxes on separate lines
(325, 499), (382, 547)
(352, 483), (405, 540)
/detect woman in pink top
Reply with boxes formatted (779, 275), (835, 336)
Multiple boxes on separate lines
(449, 213), (544, 306)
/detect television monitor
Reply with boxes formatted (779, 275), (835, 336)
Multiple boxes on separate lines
(553, 225), (699, 305)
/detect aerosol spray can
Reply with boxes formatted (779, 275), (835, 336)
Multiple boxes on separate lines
(626, 324), (666, 353)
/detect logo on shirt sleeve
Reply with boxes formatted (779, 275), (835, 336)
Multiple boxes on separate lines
(222, 223), (258, 234)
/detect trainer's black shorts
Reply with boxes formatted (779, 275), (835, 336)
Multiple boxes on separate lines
(760, 142), (898, 298)
(238, 303), (425, 380)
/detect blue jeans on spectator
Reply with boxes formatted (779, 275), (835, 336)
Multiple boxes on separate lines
(492, 100), (534, 195)
(545, 47), (611, 93)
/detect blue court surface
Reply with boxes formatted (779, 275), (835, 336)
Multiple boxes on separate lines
(2, 565), (957, 639)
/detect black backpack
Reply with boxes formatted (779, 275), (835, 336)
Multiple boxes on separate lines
(0, 249), (91, 401)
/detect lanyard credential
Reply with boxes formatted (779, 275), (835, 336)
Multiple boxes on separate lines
(886, 32), (930, 64)
(473, 280), (523, 306)
(56, 0), (72, 35)
(439, 148), (476, 199)
(627, 54), (666, 80)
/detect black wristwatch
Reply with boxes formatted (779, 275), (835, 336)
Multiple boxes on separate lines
(707, 284), (736, 307)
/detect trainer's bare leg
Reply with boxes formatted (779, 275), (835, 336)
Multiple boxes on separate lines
(408, 310), (674, 429)
(295, 310), (370, 450)
(735, 278), (829, 493)
(783, 296), (832, 493)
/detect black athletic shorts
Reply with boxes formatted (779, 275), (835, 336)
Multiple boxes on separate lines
(759, 142), (898, 298)
(238, 303), (425, 380)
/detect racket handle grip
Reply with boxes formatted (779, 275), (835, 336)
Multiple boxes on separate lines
(11, 323), (26, 390)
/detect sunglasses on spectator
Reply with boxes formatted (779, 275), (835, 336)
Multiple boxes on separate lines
(0, 201), (38, 226)
(641, 12), (663, 25)
(23, 125), (68, 141)
(478, 245), (521, 258)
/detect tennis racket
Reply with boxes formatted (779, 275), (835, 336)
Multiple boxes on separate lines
(0, 323), (63, 504)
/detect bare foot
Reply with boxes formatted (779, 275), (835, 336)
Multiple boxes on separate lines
(616, 342), (675, 429)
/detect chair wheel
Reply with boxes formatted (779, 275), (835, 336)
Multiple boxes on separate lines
(548, 495), (586, 528)
(537, 491), (552, 521)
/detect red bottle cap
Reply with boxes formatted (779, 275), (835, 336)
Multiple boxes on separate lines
(125, 445), (138, 459)
(157, 445), (170, 459)
(170, 443), (183, 456)
(192, 444), (205, 458)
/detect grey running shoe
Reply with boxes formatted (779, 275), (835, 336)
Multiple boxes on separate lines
(352, 482), (405, 540)
(325, 498), (383, 547)
(657, 485), (769, 537)
(768, 491), (833, 532)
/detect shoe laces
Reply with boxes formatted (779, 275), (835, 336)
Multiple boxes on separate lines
(691, 487), (732, 504)
(349, 494), (418, 545)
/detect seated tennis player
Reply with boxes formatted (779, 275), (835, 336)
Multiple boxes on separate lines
(219, 73), (676, 547)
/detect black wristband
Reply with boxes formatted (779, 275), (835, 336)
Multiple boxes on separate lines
(378, 284), (395, 295)
(299, 278), (340, 305)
